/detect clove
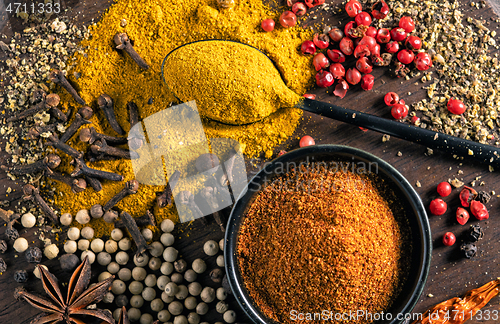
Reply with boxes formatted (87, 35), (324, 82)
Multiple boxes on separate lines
(113, 33), (150, 70)
(1, 153), (61, 176)
(157, 170), (181, 208)
(23, 184), (58, 224)
(118, 211), (148, 257)
(85, 175), (103, 192)
(97, 94), (125, 135)
(49, 70), (86, 105)
(49, 106), (68, 123)
(127, 101), (144, 150)
(91, 139), (139, 160)
(79, 127), (127, 145)
(30, 89), (46, 104)
(103, 210), (119, 223)
(114, 210), (156, 228)
(71, 158), (124, 182)
(46, 134), (83, 159)
(220, 148), (237, 187)
(27, 124), (57, 139)
(103, 179), (140, 211)
(6, 93), (60, 123)
(200, 186), (225, 232)
(0, 209), (18, 240)
(78, 106), (94, 120)
(178, 191), (203, 220)
(46, 171), (87, 193)
(60, 113), (91, 143)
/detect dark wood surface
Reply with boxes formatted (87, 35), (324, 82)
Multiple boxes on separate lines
(1, 0), (500, 323)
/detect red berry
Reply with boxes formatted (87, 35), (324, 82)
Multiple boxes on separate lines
(399, 16), (415, 33)
(355, 12), (372, 26)
(398, 99), (405, 105)
(345, 68), (361, 85)
(313, 33), (330, 49)
(384, 92), (399, 106)
(405, 35), (422, 50)
(301, 40), (316, 55)
(447, 98), (466, 115)
(328, 28), (344, 42)
(329, 63), (345, 79)
(397, 49), (415, 64)
(279, 11), (297, 28)
(429, 198), (447, 216)
(442, 232), (456, 246)
(261, 19), (275, 32)
(312, 53), (329, 71)
(371, 0), (389, 19)
(353, 44), (370, 58)
(299, 135), (315, 147)
(456, 207), (470, 225)
(470, 200), (489, 220)
(376, 28), (391, 43)
(365, 26), (377, 38)
(356, 57), (373, 73)
(358, 36), (377, 53)
(385, 41), (399, 54)
(315, 70), (334, 88)
(339, 37), (354, 56)
(390, 27), (407, 41)
(327, 49), (346, 63)
(436, 182), (452, 197)
(391, 104), (408, 119)
(345, 0), (362, 17)
(372, 43), (381, 56)
(344, 21), (357, 39)
(333, 79), (349, 98)
(410, 115), (420, 125)
(360, 74), (374, 91)
(292, 2), (307, 16)
(414, 52), (433, 71)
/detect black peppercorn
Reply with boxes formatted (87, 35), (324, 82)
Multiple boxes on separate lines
(461, 242), (477, 259)
(477, 191), (491, 204)
(210, 268), (224, 283)
(60, 254), (80, 271)
(174, 259), (188, 273)
(222, 274), (232, 295)
(14, 270), (28, 283)
(0, 258), (7, 272)
(14, 286), (26, 301)
(0, 240), (7, 253)
(25, 246), (42, 263)
(115, 294), (129, 307)
(468, 225), (484, 242)
(5, 227), (19, 241)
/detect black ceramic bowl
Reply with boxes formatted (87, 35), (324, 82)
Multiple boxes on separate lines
(224, 145), (432, 324)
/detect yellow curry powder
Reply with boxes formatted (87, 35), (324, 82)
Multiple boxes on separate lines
(52, 0), (315, 236)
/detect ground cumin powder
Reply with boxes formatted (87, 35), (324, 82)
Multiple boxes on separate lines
(237, 163), (411, 324)
(51, 0), (315, 235)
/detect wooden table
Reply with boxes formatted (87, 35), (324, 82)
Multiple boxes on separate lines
(1, 0), (500, 323)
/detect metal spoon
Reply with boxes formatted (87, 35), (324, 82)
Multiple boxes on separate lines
(162, 39), (500, 169)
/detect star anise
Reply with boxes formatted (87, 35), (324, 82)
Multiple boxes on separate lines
(117, 307), (129, 324)
(18, 256), (115, 324)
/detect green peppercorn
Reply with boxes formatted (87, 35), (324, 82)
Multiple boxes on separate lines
(184, 269), (197, 283)
(184, 296), (197, 310)
(216, 301), (229, 314)
(157, 275), (171, 290)
(195, 302), (209, 315)
(129, 281), (144, 295)
(142, 287), (156, 301)
(111, 279), (127, 295)
(150, 298), (164, 312)
(161, 262), (174, 275)
(168, 301), (184, 316)
(149, 241), (164, 257)
(145, 274), (157, 287)
(187, 312), (200, 324)
(188, 282), (202, 296)
(161, 291), (175, 303)
(191, 259), (206, 274)
(149, 257), (162, 271)
(140, 313), (154, 324)
(203, 240), (219, 256)
(161, 233), (175, 247)
(107, 262), (120, 274)
(97, 252), (112, 266)
(174, 315), (188, 324)
(134, 253), (149, 267)
(175, 285), (189, 300)
(158, 310), (171, 322)
(128, 308), (142, 322)
(165, 282), (179, 296)
(216, 287), (227, 301)
(161, 219), (175, 233)
(132, 267), (147, 281)
(223, 310), (236, 323)
(216, 255), (225, 267)
(200, 287), (215, 303)
(117, 268), (132, 281)
(130, 295), (144, 308)
(163, 247), (178, 262)
(171, 273), (183, 284)
(219, 238), (224, 251)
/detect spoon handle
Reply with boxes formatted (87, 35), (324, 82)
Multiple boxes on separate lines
(298, 98), (500, 169)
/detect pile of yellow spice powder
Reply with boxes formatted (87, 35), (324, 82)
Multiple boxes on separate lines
(51, 0), (316, 236)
